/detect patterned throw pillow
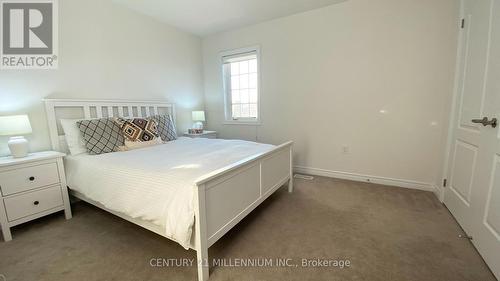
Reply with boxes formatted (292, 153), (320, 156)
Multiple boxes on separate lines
(77, 118), (125, 155)
(150, 114), (177, 142)
(114, 117), (160, 142)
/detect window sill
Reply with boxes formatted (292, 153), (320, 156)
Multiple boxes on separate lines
(223, 120), (261, 126)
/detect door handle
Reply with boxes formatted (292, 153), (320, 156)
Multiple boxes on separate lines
(471, 117), (497, 128)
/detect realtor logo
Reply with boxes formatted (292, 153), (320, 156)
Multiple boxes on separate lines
(1, 0), (58, 69)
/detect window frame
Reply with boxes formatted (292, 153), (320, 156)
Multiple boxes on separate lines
(220, 45), (261, 125)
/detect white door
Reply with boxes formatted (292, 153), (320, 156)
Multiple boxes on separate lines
(445, 0), (500, 278)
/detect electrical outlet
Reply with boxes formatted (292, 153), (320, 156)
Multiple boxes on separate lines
(342, 146), (350, 154)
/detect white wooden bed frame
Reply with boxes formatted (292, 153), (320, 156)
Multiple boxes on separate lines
(44, 99), (293, 281)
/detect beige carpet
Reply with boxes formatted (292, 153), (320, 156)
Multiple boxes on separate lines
(0, 176), (496, 281)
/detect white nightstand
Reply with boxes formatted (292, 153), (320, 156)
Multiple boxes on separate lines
(183, 131), (217, 139)
(0, 151), (72, 242)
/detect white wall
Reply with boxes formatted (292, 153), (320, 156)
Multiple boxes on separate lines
(0, 0), (204, 156)
(202, 0), (459, 187)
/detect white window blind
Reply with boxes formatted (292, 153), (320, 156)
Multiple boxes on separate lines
(222, 49), (259, 122)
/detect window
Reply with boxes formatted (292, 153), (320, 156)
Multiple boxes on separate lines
(221, 46), (260, 124)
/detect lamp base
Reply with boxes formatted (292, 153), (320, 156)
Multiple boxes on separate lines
(193, 121), (204, 130)
(8, 136), (29, 158)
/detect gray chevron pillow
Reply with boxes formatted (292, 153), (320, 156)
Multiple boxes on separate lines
(151, 114), (177, 142)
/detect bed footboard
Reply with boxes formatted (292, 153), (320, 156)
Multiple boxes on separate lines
(193, 141), (293, 281)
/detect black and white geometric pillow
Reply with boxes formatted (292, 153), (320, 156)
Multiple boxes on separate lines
(151, 114), (177, 142)
(114, 117), (160, 142)
(77, 118), (125, 155)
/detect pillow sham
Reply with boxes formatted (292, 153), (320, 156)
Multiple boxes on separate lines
(150, 114), (177, 142)
(114, 117), (160, 142)
(77, 118), (125, 155)
(60, 118), (88, 156)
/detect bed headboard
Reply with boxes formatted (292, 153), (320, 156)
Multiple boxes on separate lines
(44, 99), (176, 153)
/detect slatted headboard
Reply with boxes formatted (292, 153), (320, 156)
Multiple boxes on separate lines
(44, 99), (176, 152)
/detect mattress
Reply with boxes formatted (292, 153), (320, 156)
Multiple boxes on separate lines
(64, 137), (274, 249)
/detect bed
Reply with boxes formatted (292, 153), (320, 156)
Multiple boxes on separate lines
(44, 99), (293, 281)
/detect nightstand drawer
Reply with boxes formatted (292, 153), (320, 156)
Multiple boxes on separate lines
(3, 185), (63, 221)
(183, 131), (217, 139)
(0, 163), (60, 196)
(201, 133), (216, 139)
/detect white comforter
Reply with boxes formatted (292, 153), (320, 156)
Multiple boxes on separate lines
(65, 137), (274, 249)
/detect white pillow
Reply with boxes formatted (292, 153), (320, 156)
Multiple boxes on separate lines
(60, 119), (88, 156)
(119, 138), (163, 151)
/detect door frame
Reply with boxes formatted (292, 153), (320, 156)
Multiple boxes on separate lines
(440, 0), (470, 203)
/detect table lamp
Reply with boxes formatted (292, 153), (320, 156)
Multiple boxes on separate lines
(192, 111), (206, 131)
(0, 115), (33, 158)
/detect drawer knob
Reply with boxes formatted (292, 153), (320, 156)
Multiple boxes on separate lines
(33, 201), (39, 206)
(29, 176), (35, 181)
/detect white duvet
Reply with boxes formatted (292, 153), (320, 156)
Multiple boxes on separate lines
(65, 137), (274, 249)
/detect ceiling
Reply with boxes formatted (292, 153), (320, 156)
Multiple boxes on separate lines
(114, 0), (347, 37)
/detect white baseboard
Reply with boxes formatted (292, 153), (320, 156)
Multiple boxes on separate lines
(433, 184), (444, 202)
(293, 166), (435, 192)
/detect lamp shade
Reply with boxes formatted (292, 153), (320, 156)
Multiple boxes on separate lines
(192, 111), (206, 122)
(0, 115), (33, 136)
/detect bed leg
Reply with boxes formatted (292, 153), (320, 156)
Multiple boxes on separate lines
(57, 158), (73, 220)
(288, 147), (294, 193)
(196, 245), (209, 281)
(194, 185), (209, 281)
(0, 194), (12, 241)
